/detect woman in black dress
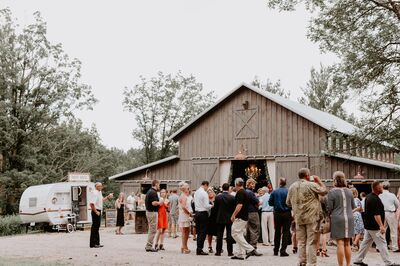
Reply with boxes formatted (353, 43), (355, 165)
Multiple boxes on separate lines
(115, 192), (125, 235)
(206, 188), (217, 253)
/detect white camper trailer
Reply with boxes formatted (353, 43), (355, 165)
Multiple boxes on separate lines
(19, 182), (95, 230)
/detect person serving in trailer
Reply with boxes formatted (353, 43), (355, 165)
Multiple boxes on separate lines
(89, 182), (113, 248)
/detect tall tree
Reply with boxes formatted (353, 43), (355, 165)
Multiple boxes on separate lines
(0, 9), (98, 213)
(299, 64), (349, 120)
(0, 9), (96, 172)
(251, 76), (290, 98)
(267, 0), (400, 148)
(123, 72), (216, 164)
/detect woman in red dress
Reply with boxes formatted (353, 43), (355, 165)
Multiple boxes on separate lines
(155, 189), (169, 250)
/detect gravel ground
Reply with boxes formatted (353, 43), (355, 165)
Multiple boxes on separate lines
(0, 223), (399, 266)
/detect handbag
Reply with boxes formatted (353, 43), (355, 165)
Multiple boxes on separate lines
(321, 216), (331, 234)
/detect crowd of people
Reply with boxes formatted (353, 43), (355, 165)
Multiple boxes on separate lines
(88, 168), (400, 265)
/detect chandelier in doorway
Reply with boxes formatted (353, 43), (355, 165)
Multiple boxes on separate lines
(245, 163), (262, 180)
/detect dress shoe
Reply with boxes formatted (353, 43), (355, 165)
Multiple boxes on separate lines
(91, 245), (103, 248)
(246, 249), (262, 259)
(353, 262), (368, 266)
(280, 251), (289, 257)
(145, 248), (158, 252)
(228, 253), (234, 257)
(214, 252), (221, 256)
(196, 250), (209, 255)
(230, 256), (244, 260)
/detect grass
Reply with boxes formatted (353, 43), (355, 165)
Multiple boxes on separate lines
(0, 215), (23, 236)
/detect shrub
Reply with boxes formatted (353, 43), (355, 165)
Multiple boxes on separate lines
(0, 215), (23, 236)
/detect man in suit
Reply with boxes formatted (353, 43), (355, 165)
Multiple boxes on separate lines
(214, 183), (235, 256)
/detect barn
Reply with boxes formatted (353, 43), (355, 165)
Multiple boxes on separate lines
(109, 83), (400, 195)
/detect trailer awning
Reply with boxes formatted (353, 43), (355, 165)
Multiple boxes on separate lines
(322, 150), (400, 170)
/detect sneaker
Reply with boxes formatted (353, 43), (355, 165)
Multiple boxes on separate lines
(145, 248), (158, 252)
(231, 256), (244, 260)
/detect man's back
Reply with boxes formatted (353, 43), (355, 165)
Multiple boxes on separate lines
(287, 179), (326, 225)
(168, 193), (179, 214)
(269, 187), (290, 212)
(215, 192), (235, 224)
(379, 190), (400, 212)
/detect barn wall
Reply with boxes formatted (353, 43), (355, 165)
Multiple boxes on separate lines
(178, 87), (327, 160)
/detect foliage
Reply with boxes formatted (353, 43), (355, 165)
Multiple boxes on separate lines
(266, 0), (400, 149)
(123, 71), (216, 164)
(0, 9), (136, 214)
(299, 64), (350, 121)
(251, 76), (290, 98)
(0, 215), (23, 236)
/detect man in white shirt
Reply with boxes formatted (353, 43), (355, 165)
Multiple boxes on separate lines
(194, 180), (212, 255)
(126, 192), (136, 222)
(379, 181), (400, 252)
(89, 182), (113, 248)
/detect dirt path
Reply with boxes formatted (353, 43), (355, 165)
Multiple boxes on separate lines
(0, 224), (398, 265)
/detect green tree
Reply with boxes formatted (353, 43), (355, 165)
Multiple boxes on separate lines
(123, 72), (216, 164)
(0, 9), (98, 213)
(267, 0), (400, 148)
(299, 64), (349, 120)
(251, 76), (290, 98)
(0, 9), (96, 172)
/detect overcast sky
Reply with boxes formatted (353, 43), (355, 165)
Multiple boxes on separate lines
(2, 0), (337, 150)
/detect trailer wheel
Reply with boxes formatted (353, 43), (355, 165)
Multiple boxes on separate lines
(66, 223), (74, 233)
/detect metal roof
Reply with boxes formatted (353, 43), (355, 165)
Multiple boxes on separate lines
(322, 150), (400, 170)
(168, 82), (357, 141)
(108, 155), (179, 180)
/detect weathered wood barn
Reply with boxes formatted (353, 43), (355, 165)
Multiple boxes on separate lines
(110, 83), (400, 195)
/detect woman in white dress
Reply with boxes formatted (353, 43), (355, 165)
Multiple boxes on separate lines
(178, 182), (193, 254)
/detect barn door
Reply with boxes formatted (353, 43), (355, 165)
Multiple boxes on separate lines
(192, 160), (219, 188)
(275, 157), (308, 186)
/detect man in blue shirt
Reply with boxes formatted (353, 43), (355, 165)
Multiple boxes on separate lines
(260, 186), (274, 247)
(269, 178), (291, 257)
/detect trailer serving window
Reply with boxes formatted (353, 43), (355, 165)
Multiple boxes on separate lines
(54, 192), (70, 205)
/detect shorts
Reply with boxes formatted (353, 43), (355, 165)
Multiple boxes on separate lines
(169, 213), (178, 225)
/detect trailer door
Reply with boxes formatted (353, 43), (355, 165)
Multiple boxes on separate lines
(71, 186), (80, 220)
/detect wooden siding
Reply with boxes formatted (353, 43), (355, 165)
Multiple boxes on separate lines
(308, 156), (399, 180)
(178, 87), (327, 160)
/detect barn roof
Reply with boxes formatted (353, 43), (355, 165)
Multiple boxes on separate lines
(168, 83), (357, 141)
(322, 151), (400, 170)
(108, 155), (179, 180)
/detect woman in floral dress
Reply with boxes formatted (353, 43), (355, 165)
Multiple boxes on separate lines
(351, 187), (364, 251)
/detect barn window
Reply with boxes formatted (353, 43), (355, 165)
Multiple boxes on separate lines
(29, 197), (37, 208)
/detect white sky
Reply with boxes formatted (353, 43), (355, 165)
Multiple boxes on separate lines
(2, 0), (337, 150)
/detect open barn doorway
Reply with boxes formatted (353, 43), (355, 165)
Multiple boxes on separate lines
(230, 160), (270, 190)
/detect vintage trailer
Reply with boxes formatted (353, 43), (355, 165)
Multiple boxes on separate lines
(19, 182), (95, 230)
